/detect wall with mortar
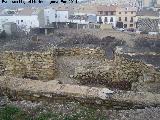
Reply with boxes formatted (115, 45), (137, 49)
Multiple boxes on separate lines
(0, 51), (57, 81)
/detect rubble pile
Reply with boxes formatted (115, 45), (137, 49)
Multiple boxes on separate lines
(73, 55), (160, 90)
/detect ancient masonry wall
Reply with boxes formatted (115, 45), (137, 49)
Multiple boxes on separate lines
(55, 47), (105, 57)
(0, 76), (160, 108)
(0, 48), (105, 80)
(0, 51), (57, 80)
(73, 54), (160, 90)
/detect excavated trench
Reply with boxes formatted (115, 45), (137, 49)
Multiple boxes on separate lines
(1, 76), (160, 110)
(0, 32), (160, 111)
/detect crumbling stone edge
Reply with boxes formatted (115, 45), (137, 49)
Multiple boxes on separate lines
(0, 76), (160, 109)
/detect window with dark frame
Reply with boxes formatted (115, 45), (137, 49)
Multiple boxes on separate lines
(130, 24), (133, 27)
(104, 17), (108, 22)
(125, 17), (127, 21)
(130, 17), (133, 22)
(99, 11), (103, 15)
(99, 17), (102, 23)
(110, 17), (113, 22)
(124, 24), (127, 28)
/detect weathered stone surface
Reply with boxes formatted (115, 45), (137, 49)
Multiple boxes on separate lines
(55, 47), (105, 57)
(0, 51), (57, 80)
(73, 54), (160, 90)
(1, 76), (160, 108)
(0, 47), (159, 93)
(0, 47), (105, 81)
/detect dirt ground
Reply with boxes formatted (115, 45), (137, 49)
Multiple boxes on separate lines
(1, 29), (160, 120)
(55, 55), (108, 84)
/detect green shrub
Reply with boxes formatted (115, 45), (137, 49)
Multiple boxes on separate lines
(0, 105), (108, 120)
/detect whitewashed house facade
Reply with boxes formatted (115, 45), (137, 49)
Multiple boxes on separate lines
(38, 8), (69, 26)
(56, 10), (69, 22)
(0, 8), (39, 32)
(0, 8), (70, 32)
(69, 12), (97, 24)
(44, 8), (56, 26)
(96, 5), (117, 27)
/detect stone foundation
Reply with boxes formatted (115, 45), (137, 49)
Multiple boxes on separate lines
(55, 47), (105, 57)
(1, 76), (160, 109)
(0, 47), (105, 80)
(0, 48), (159, 92)
(0, 51), (57, 80)
(73, 54), (160, 90)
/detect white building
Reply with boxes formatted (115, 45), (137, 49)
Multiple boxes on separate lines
(38, 8), (69, 26)
(38, 8), (56, 27)
(71, 12), (97, 24)
(0, 8), (39, 32)
(44, 8), (56, 26)
(0, 8), (69, 32)
(56, 10), (69, 22)
(2, 22), (17, 35)
(96, 5), (117, 27)
(97, 16), (117, 27)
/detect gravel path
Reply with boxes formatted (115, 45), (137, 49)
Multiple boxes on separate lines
(106, 107), (160, 120)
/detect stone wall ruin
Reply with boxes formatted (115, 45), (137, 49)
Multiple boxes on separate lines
(0, 47), (159, 93)
(0, 47), (105, 81)
(55, 47), (105, 57)
(1, 76), (160, 109)
(73, 54), (160, 90)
(0, 51), (57, 80)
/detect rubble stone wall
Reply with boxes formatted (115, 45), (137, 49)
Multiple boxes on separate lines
(73, 54), (160, 90)
(0, 47), (105, 80)
(55, 47), (105, 57)
(0, 51), (57, 80)
(1, 76), (160, 108)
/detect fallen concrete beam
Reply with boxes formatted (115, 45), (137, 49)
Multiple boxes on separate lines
(0, 76), (160, 109)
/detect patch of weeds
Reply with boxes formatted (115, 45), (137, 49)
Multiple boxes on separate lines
(0, 105), (30, 120)
(35, 112), (58, 120)
(61, 105), (107, 120)
(0, 105), (108, 120)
